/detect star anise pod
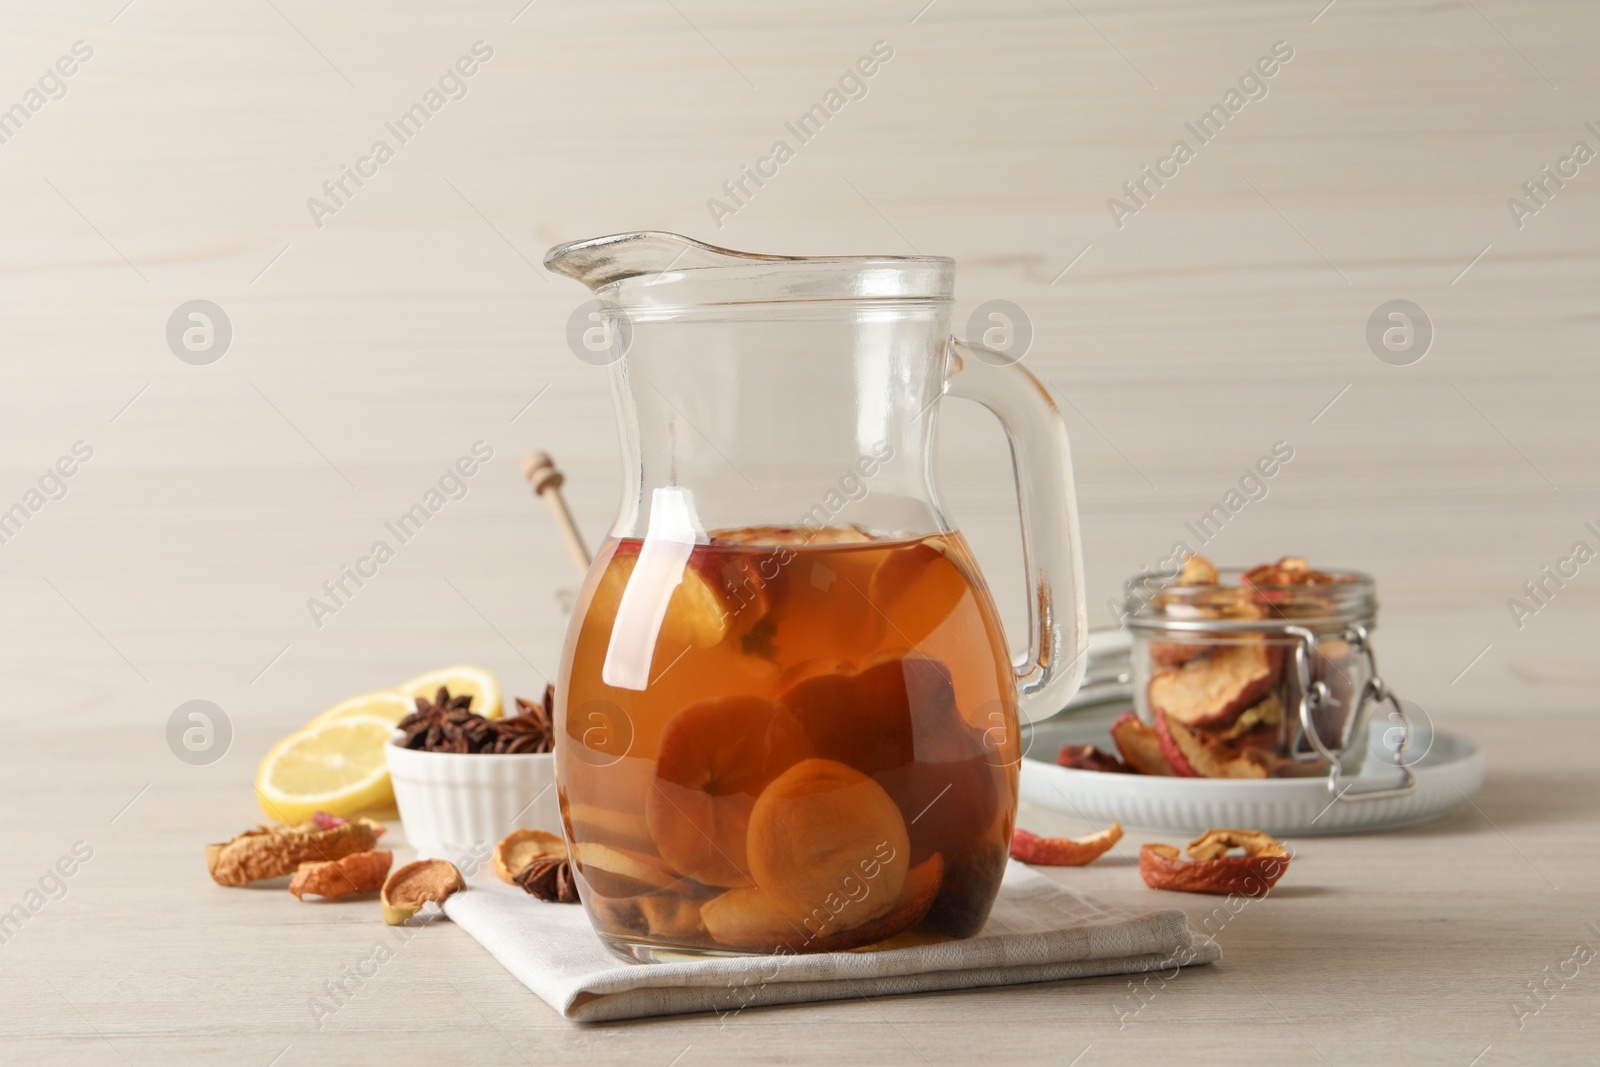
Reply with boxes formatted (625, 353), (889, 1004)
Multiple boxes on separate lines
(496, 686), (555, 754)
(396, 684), (557, 754)
(398, 686), (479, 751)
(513, 853), (579, 903)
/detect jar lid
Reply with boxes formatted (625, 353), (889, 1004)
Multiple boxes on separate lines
(1123, 566), (1377, 633)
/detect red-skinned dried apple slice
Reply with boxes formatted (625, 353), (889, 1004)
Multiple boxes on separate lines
(1153, 712), (1267, 780)
(1140, 829), (1290, 898)
(1109, 711), (1175, 776)
(1010, 824), (1123, 865)
(1152, 711), (1202, 778)
(646, 696), (813, 887)
(1148, 642), (1283, 728)
(1055, 744), (1130, 774)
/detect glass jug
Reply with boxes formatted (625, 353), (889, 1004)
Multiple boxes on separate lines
(545, 232), (1087, 961)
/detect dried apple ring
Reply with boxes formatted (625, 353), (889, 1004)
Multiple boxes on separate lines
(746, 758), (910, 935)
(492, 829), (566, 884)
(1139, 828), (1290, 898)
(646, 696), (813, 887)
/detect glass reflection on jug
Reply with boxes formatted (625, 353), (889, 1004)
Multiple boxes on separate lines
(546, 233), (1087, 961)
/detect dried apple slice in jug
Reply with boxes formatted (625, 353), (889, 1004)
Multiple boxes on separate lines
(570, 841), (687, 898)
(705, 525), (887, 662)
(778, 651), (946, 777)
(590, 540), (769, 654)
(780, 650), (993, 867)
(645, 696), (813, 887)
(746, 758), (911, 934)
(711, 524), (874, 546)
(701, 853), (943, 952)
(867, 537), (971, 645)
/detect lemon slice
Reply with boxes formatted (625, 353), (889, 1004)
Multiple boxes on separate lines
(398, 664), (502, 719)
(255, 714), (396, 823)
(306, 689), (416, 729)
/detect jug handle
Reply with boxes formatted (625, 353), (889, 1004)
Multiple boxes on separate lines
(945, 339), (1088, 724)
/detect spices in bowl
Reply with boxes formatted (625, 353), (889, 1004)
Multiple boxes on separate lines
(397, 687), (555, 754)
(386, 686), (563, 858)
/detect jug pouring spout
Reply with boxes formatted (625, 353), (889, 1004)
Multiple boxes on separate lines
(544, 230), (954, 305)
(543, 231), (800, 291)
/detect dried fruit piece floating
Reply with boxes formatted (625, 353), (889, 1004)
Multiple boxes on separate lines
(1139, 829), (1290, 898)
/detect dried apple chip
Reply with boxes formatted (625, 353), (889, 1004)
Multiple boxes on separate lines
(1177, 554), (1218, 585)
(1009, 823), (1123, 866)
(1242, 556), (1341, 588)
(1055, 743), (1130, 774)
(288, 849), (392, 900)
(380, 859), (466, 924)
(492, 829), (567, 884)
(1154, 712), (1267, 779)
(1148, 641), (1282, 728)
(1139, 829), (1290, 898)
(1109, 711), (1175, 776)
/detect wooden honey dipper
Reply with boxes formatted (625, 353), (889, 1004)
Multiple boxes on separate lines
(521, 451), (591, 574)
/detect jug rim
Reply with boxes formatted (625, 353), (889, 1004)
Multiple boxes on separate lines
(544, 231), (955, 305)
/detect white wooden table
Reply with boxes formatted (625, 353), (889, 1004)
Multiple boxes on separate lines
(2, 0), (1597, 1062)
(4, 714), (1597, 1065)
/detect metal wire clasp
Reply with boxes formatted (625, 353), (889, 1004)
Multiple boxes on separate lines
(1285, 624), (1417, 802)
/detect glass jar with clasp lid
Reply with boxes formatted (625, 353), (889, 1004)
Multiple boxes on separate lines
(1123, 556), (1416, 800)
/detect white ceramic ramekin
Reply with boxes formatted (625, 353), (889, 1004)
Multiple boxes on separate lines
(385, 738), (562, 861)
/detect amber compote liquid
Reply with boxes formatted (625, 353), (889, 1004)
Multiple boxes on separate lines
(555, 526), (1020, 959)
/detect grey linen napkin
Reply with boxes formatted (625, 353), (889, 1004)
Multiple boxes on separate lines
(444, 861), (1220, 1022)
